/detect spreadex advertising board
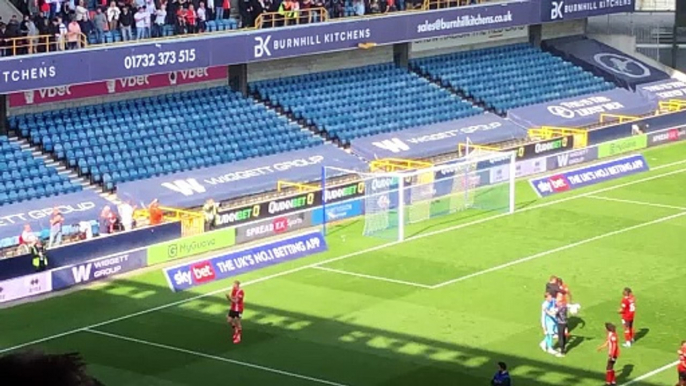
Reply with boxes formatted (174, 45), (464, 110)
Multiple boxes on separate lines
(0, 271), (52, 304)
(214, 181), (365, 229)
(235, 212), (311, 244)
(164, 231), (327, 292)
(648, 127), (686, 147)
(529, 154), (649, 197)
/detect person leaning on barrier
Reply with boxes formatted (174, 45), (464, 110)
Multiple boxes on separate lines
(203, 198), (218, 232)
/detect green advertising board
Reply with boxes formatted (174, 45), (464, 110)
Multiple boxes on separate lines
(598, 134), (648, 159)
(148, 228), (236, 265)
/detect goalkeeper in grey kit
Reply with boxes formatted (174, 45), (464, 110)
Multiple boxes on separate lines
(556, 292), (569, 356)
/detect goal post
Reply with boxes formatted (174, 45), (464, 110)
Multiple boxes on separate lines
(322, 150), (516, 242)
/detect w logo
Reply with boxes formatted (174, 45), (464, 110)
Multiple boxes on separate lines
(557, 153), (570, 167)
(71, 263), (93, 283)
(161, 179), (206, 196)
(372, 138), (410, 154)
(550, 1), (564, 20)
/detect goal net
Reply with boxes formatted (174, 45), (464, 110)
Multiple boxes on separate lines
(322, 150), (516, 242)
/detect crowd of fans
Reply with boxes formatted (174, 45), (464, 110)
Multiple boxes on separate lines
(0, 0), (456, 54)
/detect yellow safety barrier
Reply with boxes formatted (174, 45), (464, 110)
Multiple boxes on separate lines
(658, 99), (686, 112)
(277, 180), (320, 192)
(4, 33), (89, 55)
(370, 158), (433, 172)
(528, 127), (589, 149)
(599, 113), (640, 124)
(423, 0), (483, 10)
(255, 7), (329, 28)
(457, 143), (500, 157)
(134, 206), (204, 237)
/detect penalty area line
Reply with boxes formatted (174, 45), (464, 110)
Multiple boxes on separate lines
(84, 329), (351, 386)
(619, 360), (679, 386)
(311, 266), (434, 289)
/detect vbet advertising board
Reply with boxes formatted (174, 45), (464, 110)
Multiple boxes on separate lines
(164, 231), (328, 292)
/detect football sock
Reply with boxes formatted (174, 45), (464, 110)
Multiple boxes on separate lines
(606, 370), (616, 384)
(630, 327), (634, 341)
(545, 334), (553, 349)
(624, 330), (631, 343)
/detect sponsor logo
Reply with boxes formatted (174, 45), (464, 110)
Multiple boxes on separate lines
(148, 229), (236, 264)
(650, 128), (685, 145)
(549, 175), (570, 193)
(551, 1), (564, 20)
(267, 193), (315, 215)
(191, 261), (216, 284)
(173, 268), (192, 286)
(244, 215), (303, 238)
(254, 36), (272, 58)
(216, 205), (259, 227)
(377, 195), (390, 209)
(594, 53), (651, 79)
(416, 11), (514, 33)
(70, 254), (130, 283)
(0, 201), (97, 228)
(555, 148), (591, 168)
(535, 137), (568, 154)
(372, 138), (410, 154)
(325, 182), (364, 202)
(548, 105), (575, 118)
(598, 135), (647, 158)
(161, 178), (206, 196)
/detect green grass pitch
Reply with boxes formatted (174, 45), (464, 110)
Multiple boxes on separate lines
(2, 142), (686, 386)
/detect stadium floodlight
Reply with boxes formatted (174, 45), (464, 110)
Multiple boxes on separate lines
(322, 149), (516, 242)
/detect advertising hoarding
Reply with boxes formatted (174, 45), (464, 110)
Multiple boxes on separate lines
(51, 250), (148, 290)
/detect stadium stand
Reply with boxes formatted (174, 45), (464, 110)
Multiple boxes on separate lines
(9, 88), (323, 192)
(411, 43), (616, 115)
(0, 135), (81, 206)
(250, 63), (483, 145)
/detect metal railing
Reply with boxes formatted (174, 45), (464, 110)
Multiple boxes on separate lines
(2, 33), (89, 56)
(255, 7), (330, 28)
(423, 0), (483, 10)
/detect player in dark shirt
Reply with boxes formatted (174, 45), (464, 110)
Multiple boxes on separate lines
(555, 292), (568, 357)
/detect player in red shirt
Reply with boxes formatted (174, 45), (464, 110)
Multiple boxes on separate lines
(597, 323), (620, 386)
(225, 280), (244, 344)
(677, 341), (686, 386)
(618, 287), (636, 347)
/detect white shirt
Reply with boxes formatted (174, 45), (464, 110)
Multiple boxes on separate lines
(107, 6), (121, 21)
(75, 5), (89, 21)
(197, 7), (206, 21)
(22, 230), (37, 245)
(119, 203), (134, 226)
(206, 0), (214, 9)
(135, 11), (147, 28)
(155, 8), (166, 25)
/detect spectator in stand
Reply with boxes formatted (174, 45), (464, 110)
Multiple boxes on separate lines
(47, 0), (59, 19)
(185, 3), (196, 33)
(92, 7), (106, 43)
(196, 2), (206, 32)
(311, 0), (324, 22)
(152, 3), (165, 37)
(56, 16), (67, 50)
(118, 200), (136, 231)
(7, 15), (20, 42)
(20, 14), (39, 54)
(238, 0), (253, 27)
(202, 199), (218, 231)
(119, 5), (133, 40)
(175, 4), (187, 34)
(0, 23), (9, 57)
(134, 5), (147, 39)
(149, 199), (163, 225)
(48, 207), (64, 247)
(353, 0), (364, 15)
(20, 224), (38, 254)
(59, 2), (71, 20)
(204, 0), (214, 19)
(106, 1), (120, 32)
(217, 0), (229, 20)
(99, 205), (117, 235)
(47, 17), (60, 51)
(66, 16), (81, 49)
(75, 0), (89, 31)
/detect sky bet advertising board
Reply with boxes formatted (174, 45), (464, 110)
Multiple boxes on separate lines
(164, 231), (327, 292)
(529, 154), (649, 197)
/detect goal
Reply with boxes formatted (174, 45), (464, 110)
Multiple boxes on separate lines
(322, 150), (516, 242)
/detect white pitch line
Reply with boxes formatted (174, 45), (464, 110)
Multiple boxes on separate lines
(430, 210), (686, 289)
(619, 360), (679, 386)
(312, 266), (433, 289)
(587, 195), (686, 211)
(84, 329), (351, 386)
(1, 163), (686, 355)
